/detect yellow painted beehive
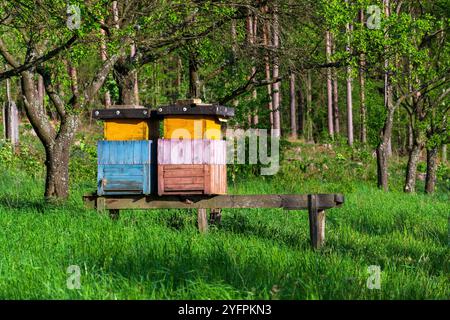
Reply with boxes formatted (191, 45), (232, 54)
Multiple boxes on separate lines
(163, 115), (222, 140)
(104, 119), (150, 141)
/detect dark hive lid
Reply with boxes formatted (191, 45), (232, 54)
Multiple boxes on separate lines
(92, 106), (151, 120)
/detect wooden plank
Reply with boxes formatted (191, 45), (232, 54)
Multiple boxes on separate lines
(163, 169), (204, 178)
(165, 177), (204, 185)
(308, 194), (326, 249)
(83, 194), (344, 210)
(197, 208), (208, 233)
(165, 183), (204, 191)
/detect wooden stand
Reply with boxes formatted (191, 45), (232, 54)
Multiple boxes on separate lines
(85, 193), (343, 249)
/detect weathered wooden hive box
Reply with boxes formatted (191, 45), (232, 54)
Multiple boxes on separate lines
(156, 100), (234, 196)
(92, 106), (157, 195)
(157, 139), (227, 195)
(97, 140), (154, 195)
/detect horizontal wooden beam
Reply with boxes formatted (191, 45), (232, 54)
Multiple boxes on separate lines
(83, 193), (344, 211)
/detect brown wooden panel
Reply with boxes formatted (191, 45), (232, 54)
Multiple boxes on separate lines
(157, 164), (227, 196)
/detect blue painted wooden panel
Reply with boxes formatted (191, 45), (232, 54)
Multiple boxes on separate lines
(97, 141), (154, 195)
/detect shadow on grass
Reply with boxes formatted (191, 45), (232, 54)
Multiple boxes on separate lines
(0, 195), (84, 214)
(79, 241), (306, 299)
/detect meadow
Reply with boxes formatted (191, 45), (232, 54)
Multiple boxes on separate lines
(0, 131), (448, 300)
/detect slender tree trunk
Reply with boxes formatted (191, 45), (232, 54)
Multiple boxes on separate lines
(271, 4), (281, 137)
(358, 9), (367, 144)
(332, 69), (340, 134)
(332, 36), (340, 134)
(325, 30), (334, 136)
(247, 12), (258, 126)
(425, 147), (438, 194)
(442, 144), (447, 164)
(297, 73), (305, 138)
(262, 8), (273, 128)
(230, 19), (240, 109)
(345, 4), (354, 146)
(100, 20), (111, 107)
(306, 70), (313, 141)
(130, 43), (139, 105)
(289, 71), (297, 139)
(376, 0), (395, 191)
(383, 0), (392, 157)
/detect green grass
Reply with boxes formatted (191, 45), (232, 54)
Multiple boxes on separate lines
(0, 140), (448, 299)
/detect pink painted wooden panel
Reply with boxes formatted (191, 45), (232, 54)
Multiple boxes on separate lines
(158, 139), (226, 165)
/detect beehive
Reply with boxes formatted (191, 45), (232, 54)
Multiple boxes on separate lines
(92, 107), (153, 141)
(163, 116), (221, 140)
(157, 139), (227, 195)
(97, 140), (155, 195)
(104, 119), (150, 140)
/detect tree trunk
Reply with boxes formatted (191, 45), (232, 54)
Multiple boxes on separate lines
(407, 121), (413, 152)
(442, 144), (447, 164)
(289, 72), (297, 139)
(114, 62), (140, 105)
(130, 43), (139, 105)
(306, 70), (313, 141)
(247, 12), (258, 126)
(425, 147), (438, 194)
(44, 137), (72, 200)
(297, 73), (305, 138)
(271, 4), (281, 137)
(37, 75), (45, 114)
(332, 69), (340, 134)
(100, 20), (112, 107)
(332, 36), (340, 134)
(188, 48), (200, 99)
(383, 0), (392, 157)
(325, 30), (334, 137)
(376, 106), (395, 191)
(345, 6), (354, 146)
(404, 140), (423, 193)
(358, 10), (367, 144)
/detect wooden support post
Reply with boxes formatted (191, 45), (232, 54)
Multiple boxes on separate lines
(209, 208), (222, 225)
(308, 194), (326, 249)
(197, 208), (208, 233)
(109, 209), (120, 220)
(97, 197), (106, 212)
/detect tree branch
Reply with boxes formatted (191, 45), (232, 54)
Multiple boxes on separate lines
(0, 35), (78, 81)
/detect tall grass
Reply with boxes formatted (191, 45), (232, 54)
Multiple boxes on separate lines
(0, 140), (448, 299)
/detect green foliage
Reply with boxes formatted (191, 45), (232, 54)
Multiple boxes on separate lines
(0, 142), (42, 177)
